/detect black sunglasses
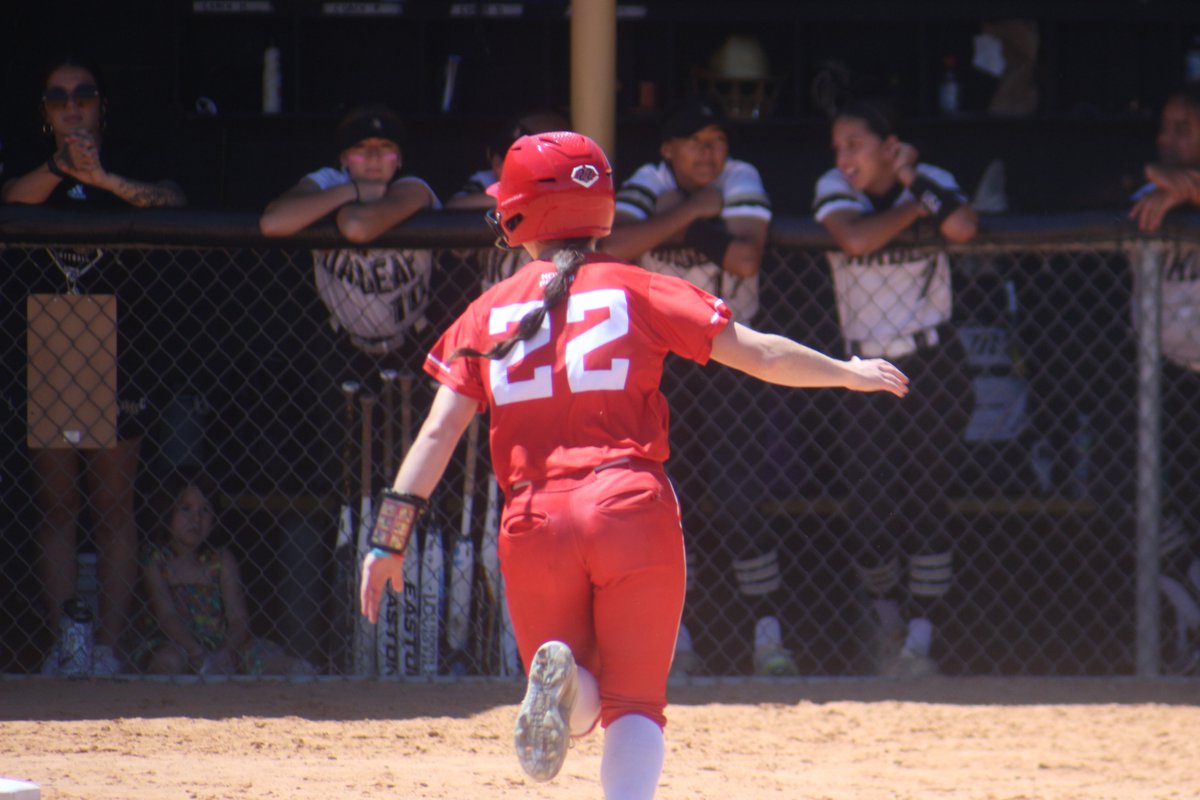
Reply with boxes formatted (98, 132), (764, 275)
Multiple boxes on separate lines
(42, 85), (101, 109)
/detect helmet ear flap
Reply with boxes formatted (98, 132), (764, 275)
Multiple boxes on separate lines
(485, 208), (521, 251)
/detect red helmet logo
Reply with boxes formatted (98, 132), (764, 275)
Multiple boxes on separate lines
(486, 132), (615, 247)
(571, 164), (601, 188)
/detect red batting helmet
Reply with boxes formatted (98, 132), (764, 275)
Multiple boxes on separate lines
(486, 131), (614, 247)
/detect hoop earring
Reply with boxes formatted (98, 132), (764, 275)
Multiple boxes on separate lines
(42, 122), (53, 136)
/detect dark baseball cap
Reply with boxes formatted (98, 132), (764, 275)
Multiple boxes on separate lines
(334, 107), (405, 153)
(661, 97), (727, 142)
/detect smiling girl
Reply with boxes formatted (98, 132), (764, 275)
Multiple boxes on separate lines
(813, 96), (977, 678)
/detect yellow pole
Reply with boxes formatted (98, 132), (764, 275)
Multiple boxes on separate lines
(571, 0), (617, 162)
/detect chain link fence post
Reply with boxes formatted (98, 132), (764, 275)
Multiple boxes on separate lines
(1132, 239), (1164, 677)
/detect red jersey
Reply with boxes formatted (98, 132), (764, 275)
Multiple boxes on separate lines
(425, 253), (731, 490)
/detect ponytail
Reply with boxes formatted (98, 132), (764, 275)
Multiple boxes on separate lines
(453, 242), (589, 362)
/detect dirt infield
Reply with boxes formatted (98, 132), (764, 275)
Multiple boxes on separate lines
(2, 676), (1198, 799)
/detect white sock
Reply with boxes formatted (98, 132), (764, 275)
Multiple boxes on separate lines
(601, 714), (664, 800)
(675, 622), (694, 653)
(905, 617), (934, 657)
(570, 665), (601, 736)
(754, 615), (782, 651)
(874, 598), (904, 634)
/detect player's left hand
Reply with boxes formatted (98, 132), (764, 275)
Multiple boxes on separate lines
(62, 128), (106, 184)
(1129, 187), (1184, 233)
(843, 356), (910, 398)
(889, 140), (920, 185)
(1145, 162), (1200, 201)
(360, 550), (404, 625)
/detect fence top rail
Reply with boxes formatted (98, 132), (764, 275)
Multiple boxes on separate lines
(1, 205), (1195, 250)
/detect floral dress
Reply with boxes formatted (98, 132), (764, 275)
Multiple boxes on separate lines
(132, 543), (271, 674)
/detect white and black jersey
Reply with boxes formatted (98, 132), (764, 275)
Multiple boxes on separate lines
(616, 158), (771, 322)
(451, 168), (496, 201)
(813, 164), (964, 356)
(305, 167), (442, 354)
(450, 167), (533, 290)
(1132, 182), (1200, 372)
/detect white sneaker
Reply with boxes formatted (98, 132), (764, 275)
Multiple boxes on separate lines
(514, 640), (578, 783)
(874, 623), (907, 675)
(40, 643), (62, 676)
(753, 644), (800, 676)
(669, 648), (703, 677)
(881, 646), (939, 679)
(92, 645), (123, 677)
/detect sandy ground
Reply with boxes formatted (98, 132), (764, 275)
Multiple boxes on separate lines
(1, 676), (1199, 800)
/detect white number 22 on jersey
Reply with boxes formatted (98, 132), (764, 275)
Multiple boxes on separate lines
(489, 288), (630, 406)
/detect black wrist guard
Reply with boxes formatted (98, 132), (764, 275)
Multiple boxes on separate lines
(682, 217), (734, 265)
(369, 490), (429, 555)
(908, 175), (964, 224)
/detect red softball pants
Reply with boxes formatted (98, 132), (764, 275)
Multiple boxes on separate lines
(499, 458), (685, 730)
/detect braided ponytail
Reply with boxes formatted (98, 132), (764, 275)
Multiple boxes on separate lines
(454, 242), (589, 362)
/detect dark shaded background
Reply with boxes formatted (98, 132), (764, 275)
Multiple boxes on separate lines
(2, 1), (1198, 214)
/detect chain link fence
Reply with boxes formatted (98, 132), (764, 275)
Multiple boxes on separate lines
(0, 207), (1193, 679)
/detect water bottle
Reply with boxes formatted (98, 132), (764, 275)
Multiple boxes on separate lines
(76, 552), (99, 619)
(262, 44), (282, 114)
(1069, 413), (1094, 499)
(59, 597), (94, 676)
(938, 56), (960, 115)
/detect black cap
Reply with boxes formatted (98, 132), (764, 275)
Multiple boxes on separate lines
(335, 108), (405, 153)
(661, 97), (727, 142)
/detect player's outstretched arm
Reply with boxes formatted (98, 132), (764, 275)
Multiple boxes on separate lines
(360, 384), (478, 623)
(710, 321), (909, 397)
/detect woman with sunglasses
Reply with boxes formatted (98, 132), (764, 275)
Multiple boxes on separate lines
(1, 57), (185, 207)
(2, 57), (185, 677)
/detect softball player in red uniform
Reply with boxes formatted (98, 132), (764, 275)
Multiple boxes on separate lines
(360, 131), (908, 798)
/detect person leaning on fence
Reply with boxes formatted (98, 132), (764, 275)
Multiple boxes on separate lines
(445, 109), (569, 212)
(1128, 81), (1200, 675)
(130, 468), (317, 676)
(259, 104), (442, 375)
(359, 130), (908, 798)
(1, 55), (186, 677)
(444, 110), (570, 294)
(813, 95), (978, 678)
(600, 97), (796, 677)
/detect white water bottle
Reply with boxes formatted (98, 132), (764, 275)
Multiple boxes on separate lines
(938, 56), (960, 115)
(262, 44), (282, 114)
(60, 597), (94, 676)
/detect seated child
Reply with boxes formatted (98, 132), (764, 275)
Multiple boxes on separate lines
(132, 469), (316, 676)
